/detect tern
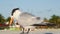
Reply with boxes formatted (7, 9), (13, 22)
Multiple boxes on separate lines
(9, 8), (41, 34)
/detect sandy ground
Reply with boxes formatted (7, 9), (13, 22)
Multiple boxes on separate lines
(0, 29), (60, 34)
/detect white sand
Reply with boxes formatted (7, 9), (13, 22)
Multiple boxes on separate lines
(0, 29), (60, 34)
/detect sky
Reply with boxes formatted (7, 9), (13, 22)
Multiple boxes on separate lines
(0, 0), (60, 19)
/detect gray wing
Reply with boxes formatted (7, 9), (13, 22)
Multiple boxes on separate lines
(18, 12), (41, 26)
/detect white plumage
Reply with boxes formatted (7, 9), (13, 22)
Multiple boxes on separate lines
(12, 9), (41, 31)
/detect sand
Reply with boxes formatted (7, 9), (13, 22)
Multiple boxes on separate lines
(0, 29), (60, 34)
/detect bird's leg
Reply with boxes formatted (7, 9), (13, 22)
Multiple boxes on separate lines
(22, 28), (24, 33)
(20, 28), (24, 34)
(20, 25), (25, 34)
(26, 28), (30, 34)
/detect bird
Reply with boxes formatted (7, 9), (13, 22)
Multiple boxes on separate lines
(9, 8), (41, 34)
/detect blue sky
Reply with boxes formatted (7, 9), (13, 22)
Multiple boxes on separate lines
(0, 0), (60, 19)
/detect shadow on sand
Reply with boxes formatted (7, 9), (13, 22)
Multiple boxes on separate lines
(45, 33), (53, 34)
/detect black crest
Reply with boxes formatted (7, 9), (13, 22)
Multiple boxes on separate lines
(11, 8), (19, 16)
